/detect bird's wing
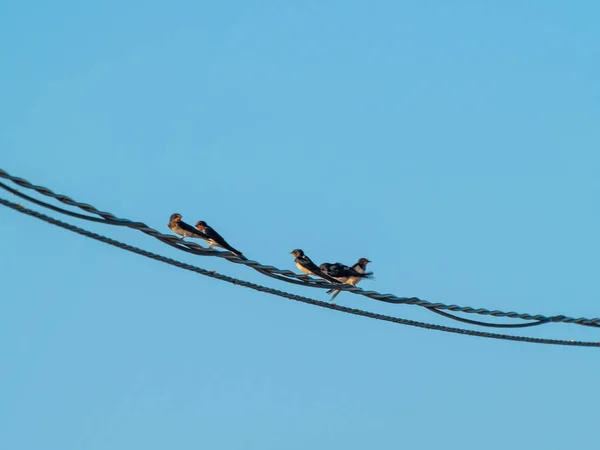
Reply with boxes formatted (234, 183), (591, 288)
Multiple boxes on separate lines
(206, 226), (243, 256)
(300, 257), (340, 283)
(180, 221), (206, 237)
(344, 267), (374, 279)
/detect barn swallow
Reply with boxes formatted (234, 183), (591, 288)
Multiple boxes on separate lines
(326, 258), (373, 300)
(195, 221), (243, 257)
(168, 213), (207, 240)
(290, 249), (340, 284)
(320, 262), (373, 284)
(319, 262), (350, 280)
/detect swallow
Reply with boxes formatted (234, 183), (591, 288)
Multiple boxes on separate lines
(290, 249), (341, 284)
(319, 262), (350, 280)
(326, 258), (373, 300)
(320, 262), (373, 284)
(168, 213), (207, 240)
(195, 221), (243, 257)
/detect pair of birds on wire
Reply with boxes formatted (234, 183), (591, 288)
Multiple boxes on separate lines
(168, 213), (373, 300)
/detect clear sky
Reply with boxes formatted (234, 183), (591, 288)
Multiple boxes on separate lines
(1, 1), (599, 449)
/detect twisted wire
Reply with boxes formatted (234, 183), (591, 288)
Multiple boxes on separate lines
(0, 177), (338, 286)
(1, 178), (542, 330)
(0, 177), (339, 289)
(2, 197), (598, 347)
(1, 168), (599, 328)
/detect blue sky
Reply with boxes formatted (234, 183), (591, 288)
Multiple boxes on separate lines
(1, 1), (599, 448)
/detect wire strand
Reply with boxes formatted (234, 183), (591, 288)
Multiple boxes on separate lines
(425, 307), (549, 328)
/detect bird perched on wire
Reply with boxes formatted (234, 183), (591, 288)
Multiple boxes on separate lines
(290, 249), (340, 284)
(195, 221), (244, 257)
(325, 258), (373, 300)
(320, 262), (373, 283)
(319, 262), (350, 280)
(168, 213), (207, 240)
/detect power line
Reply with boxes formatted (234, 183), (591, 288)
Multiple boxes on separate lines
(1, 167), (599, 330)
(1, 197), (598, 347)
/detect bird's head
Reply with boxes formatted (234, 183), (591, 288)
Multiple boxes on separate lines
(290, 249), (304, 258)
(195, 221), (207, 230)
(170, 213), (182, 222)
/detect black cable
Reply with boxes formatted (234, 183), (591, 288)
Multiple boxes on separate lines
(2, 167), (599, 329)
(426, 307), (548, 328)
(1, 197), (599, 347)
(0, 180), (122, 224)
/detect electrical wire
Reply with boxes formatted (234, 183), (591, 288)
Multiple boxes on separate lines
(1, 197), (598, 347)
(1, 167), (599, 329)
